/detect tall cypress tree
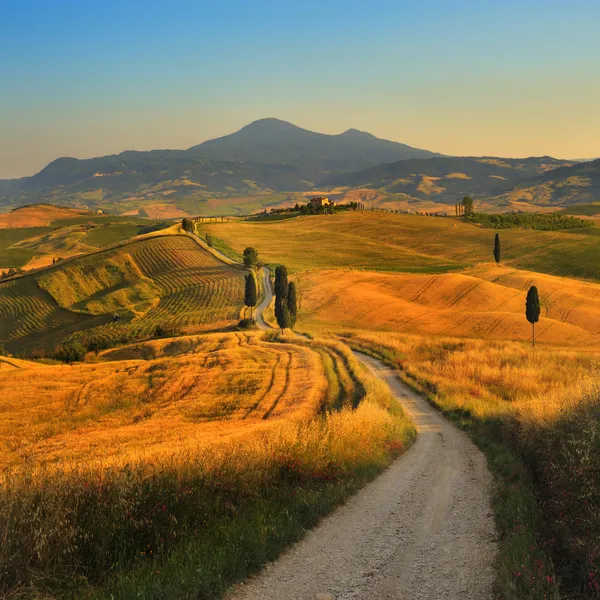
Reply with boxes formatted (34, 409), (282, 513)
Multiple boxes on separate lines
(244, 273), (257, 318)
(274, 265), (289, 300)
(494, 233), (501, 263)
(274, 297), (290, 333)
(287, 282), (297, 328)
(525, 286), (541, 348)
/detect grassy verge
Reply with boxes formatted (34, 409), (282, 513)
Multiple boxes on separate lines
(341, 333), (600, 599)
(0, 338), (415, 599)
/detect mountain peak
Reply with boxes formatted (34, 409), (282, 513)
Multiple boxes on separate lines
(340, 128), (375, 139)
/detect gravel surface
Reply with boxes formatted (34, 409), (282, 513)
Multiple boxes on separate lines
(227, 352), (498, 600)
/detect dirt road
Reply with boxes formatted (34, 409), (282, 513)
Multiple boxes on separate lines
(254, 267), (274, 331)
(228, 351), (497, 600)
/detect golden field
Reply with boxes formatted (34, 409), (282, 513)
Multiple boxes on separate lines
(296, 265), (600, 347)
(0, 332), (326, 470)
(0, 332), (414, 599)
(199, 211), (600, 282)
(0, 205), (92, 228)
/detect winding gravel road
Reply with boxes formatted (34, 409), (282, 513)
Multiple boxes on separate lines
(227, 350), (498, 599)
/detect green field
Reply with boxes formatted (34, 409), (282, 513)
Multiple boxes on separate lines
(198, 211), (600, 281)
(0, 227), (52, 267)
(0, 235), (246, 354)
(0, 216), (171, 270)
(82, 221), (170, 246)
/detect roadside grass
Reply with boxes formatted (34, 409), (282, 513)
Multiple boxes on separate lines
(343, 330), (600, 599)
(198, 211), (600, 281)
(194, 226), (243, 263)
(0, 334), (415, 599)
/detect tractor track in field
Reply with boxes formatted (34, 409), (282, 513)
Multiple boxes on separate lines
(229, 279), (498, 600)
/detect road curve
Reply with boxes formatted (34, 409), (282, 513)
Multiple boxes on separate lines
(254, 267), (275, 331)
(227, 352), (497, 600)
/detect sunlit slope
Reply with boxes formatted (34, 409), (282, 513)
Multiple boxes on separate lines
(0, 332), (325, 469)
(298, 266), (600, 347)
(0, 204), (92, 228)
(199, 212), (600, 280)
(0, 235), (245, 353)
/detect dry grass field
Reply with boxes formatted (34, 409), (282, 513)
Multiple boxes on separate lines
(0, 333), (414, 599)
(296, 265), (600, 347)
(0, 332), (325, 470)
(199, 211), (600, 281)
(0, 205), (92, 228)
(0, 234), (246, 353)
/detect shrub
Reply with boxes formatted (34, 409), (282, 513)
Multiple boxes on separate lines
(238, 317), (256, 330)
(51, 342), (86, 364)
(154, 323), (182, 338)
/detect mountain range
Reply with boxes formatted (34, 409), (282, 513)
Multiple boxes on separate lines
(0, 118), (597, 215)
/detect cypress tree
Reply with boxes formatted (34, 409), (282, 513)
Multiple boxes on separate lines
(244, 273), (257, 318)
(274, 265), (289, 300)
(287, 282), (297, 327)
(525, 286), (541, 348)
(275, 297), (290, 333)
(494, 233), (501, 263)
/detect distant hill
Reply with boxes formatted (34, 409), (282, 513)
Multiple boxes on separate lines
(322, 156), (575, 206)
(0, 119), (440, 214)
(498, 159), (600, 207)
(0, 204), (92, 228)
(189, 118), (440, 176)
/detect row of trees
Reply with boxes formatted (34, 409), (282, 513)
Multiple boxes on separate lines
(241, 247), (297, 333)
(454, 196), (474, 217)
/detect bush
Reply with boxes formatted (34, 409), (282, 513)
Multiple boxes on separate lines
(51, 342), (87, 364)
(154, 323), (182, 338)
(238, 318), (256, 330)
(84, 336), (111, 355)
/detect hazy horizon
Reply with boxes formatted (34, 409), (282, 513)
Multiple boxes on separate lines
(2, 0), (599, 179)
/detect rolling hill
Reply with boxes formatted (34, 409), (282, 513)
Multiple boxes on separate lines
(498, 158), (600, 207)
(0, 119), (440, 214)
(0, 233), (246, 354)
(322, 156), (576, 208)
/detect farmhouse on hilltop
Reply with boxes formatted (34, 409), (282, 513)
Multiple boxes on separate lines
(309, 196), (331, 208)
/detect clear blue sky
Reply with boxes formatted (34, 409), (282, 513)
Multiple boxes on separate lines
(1, 0), (599, 178)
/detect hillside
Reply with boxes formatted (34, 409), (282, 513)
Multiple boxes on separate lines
(0, 119), (440, 214)
(498, 158), (600, 207)
(298, 266), (600, 347)
(0, 234), (246, 354)
(0, 206), (171, 271)
(322, 156), (575, 209)
(198, 211), (600, 282)
(0, 204), (93, 228)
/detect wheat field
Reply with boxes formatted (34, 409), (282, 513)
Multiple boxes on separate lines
(0, 332), (327, 470)
(296, 264), (600, 347)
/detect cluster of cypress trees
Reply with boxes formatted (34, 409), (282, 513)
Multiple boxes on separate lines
(274, 265), (297, 333)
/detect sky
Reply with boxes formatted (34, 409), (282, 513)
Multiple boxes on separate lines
(1, 0), (599, 179)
